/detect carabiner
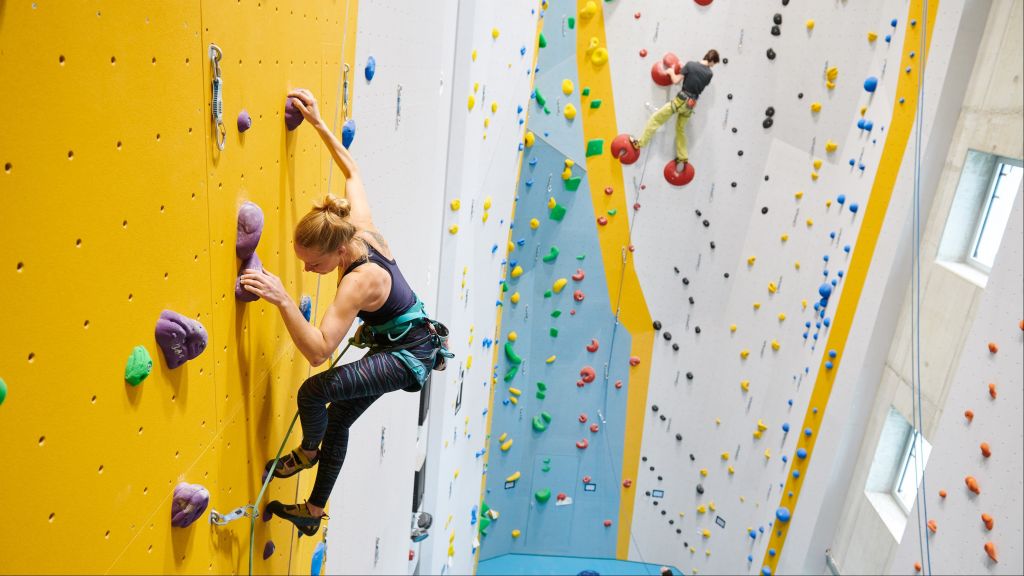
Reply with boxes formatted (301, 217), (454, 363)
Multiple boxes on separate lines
(209, 44), (227, 151)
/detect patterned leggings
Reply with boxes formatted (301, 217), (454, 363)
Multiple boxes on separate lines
(297, 327), (434, 507)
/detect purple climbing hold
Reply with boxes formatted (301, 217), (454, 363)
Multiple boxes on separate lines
(235, 252), (263, 302)
(236, 201), (265, 260)
(263, 540), (276, 560)
(155, 310), (208, 369)
(171, 482), (210, 528)
(285, 97), (304, 131)
(238, 110), (252, 133)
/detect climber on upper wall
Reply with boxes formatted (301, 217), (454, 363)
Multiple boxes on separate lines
(239, 88), (452, 536)
(629, 49), (720, 168)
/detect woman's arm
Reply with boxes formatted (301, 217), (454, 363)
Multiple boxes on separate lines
(288, 88), (375, 230)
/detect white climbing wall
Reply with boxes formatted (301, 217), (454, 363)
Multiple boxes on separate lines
(419, 2), (541, 575)
(323, 2), (457, 574)
(598, 0), (982, 573)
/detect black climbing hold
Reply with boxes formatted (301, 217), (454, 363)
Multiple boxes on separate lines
(653, 320), (662, 330)
(659, 414), (666, 421)
(710, 241), (716, 249)
(682, 277), (690, 285)
(689, 454), (696, 461)
(773, 13), (783, 25)
(771, 25), (781, 36)
(767, 48), (777, 60)
(660, 510), (666, 515)
(672, 343), (679, 351)
(702, 220), (710, 227)
(651, 405), (659, 412)
(642, 456), (648, 462)
(782, 0), (790, 5)
(797, 92), (804, 99)
(731, 127), (738, 133)
(727, 93), (734, 100)
(738, 150), (744, 156)
(724, 272), (730, 278)
(658, 476), (663, 481)
(669, 519), (674, 524)
(731, 181), (738, 188)
(695, 210), (702, 217)
(765, 175), (770, 181)
(649, 466), (655, 471)
(653, 500), (659, 506)
(697, 484), (705, 494)
(676, 433), (683, 440)
(694, 326), (701, 334)
(763, 117), (774, 129)
(686, 372), (694, 380)
(761, 206), (769, 214)
(645, 491), (651, 496)
(663, 332), (672, 341)
(765, 106), (775, 116)
(722, 57), (728, 64)
(688, 296), (695, 304)
(677, 529), (682, 534)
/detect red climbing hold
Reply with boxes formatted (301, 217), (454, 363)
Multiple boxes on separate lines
(938, 489), (947, 498)
(586, 339), (599, 353)
(577, 380), (586, 388)
(664, 159), (696, 186)
(583, 475), (592, 484)
(622, 479), (633, 488)
(573, 289), (585, 302)
(611, 133), (640, 164)
(634, 11), (641, 19)
(694, 0), (713, 6)
(580, 366), (596, 383)
(603, 519), (613, 527)
(604, 186), (614, 195)
(590, 423), (600, 433)
(927, 519), (937, 533)
(579, 413), (589, 423)
(633, 202), (641, 211)
(629, 356), (641, 367)
(597, 216), (609, 226)
(614, 380), (623, 389)
(557, 492), (567, 502)
(651, 52), (681, 86)
(628, 244), (636, 252)
(576, 439), (589, 449)
(573, 268), (586, 281)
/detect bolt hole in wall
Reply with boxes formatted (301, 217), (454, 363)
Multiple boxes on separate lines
(864, 407), (932, 540)
(937, 150), (1023, 287)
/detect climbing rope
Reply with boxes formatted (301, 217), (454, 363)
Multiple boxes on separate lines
(910, 1), (933, 574)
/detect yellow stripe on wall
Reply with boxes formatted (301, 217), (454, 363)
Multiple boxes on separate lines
(763, 0), (938, 572)
(575, 0), (655, 559)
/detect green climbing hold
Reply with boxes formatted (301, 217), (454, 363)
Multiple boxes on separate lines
(543, 457), (551, 464)
(564, 177), (581, 191)
(586, 139), (604, 157)
(125, 346), (153, 386)
(538, 33), (547, 48)
(542, 465), (551, 472)
(479, 515), (491, 535)
(504, 342), (523, 365)
(549, 328), (559, 338)
(0, 377), (7, 406)
(504, 365), (519, 382)
(542, 246), (560, 263)
(544, 290), (553, 298)
(535, 489), (552, 503)
(537, 382), (548, 391)
(543, 106), (551, 115)
(576, 254), (586, 260)
(549, 204), (567, 221)
(536, 391), (546, 400)
(589, 99), (602, 109)
(607, 208), (617, 216)
(568, 17), (575, 29)
(551, 310), (562, 318)
(534, 88), (547, 108)
(541, 411), (552, 423)
(502, 281), (509, 292)
(532, 415), (548, 432)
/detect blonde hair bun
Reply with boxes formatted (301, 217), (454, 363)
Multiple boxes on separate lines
(318, 193), (351, 219)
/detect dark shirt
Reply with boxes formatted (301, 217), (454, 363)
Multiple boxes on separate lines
(343, 241), (417, 325)
(678, 61), (713, 100)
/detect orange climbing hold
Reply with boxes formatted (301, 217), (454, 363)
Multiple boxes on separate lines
(980, 442), (991, 457)
(914, 562), (922, 572)
(989, 383), (998, 399)
(965, 475), (981, 494)
(982, 513), (994, 530)
(984, 541), (998, 562)
(927, 519), (937, 533)
(964, 409), (974, 423)
(939, 489), (947, 498)
(987, 342), (998, 353)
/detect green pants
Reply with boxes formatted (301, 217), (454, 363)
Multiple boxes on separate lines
(636, 96), (694, 162)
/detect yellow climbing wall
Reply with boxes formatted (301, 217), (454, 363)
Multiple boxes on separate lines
(0, 1), (357, 572)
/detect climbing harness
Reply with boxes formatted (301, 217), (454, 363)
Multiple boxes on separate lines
(209, 44), (227, 151)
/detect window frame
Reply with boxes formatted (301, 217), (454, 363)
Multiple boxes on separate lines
(966, 157), (1023, 273)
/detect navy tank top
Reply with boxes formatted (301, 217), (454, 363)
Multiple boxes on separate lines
(343, 240), (417, 325)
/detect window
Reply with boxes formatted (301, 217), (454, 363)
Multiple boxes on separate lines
(864, 407), (932, 540)
(938, 150), (1023, 286)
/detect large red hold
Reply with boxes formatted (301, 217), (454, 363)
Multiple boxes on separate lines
(664, 159), (696, 186)
(611, 133), (640, 164)
(651, 52), (682, 86)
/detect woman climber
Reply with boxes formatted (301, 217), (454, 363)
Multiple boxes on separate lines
(629, 49), (719, 167)
(239, 88), (451, 536)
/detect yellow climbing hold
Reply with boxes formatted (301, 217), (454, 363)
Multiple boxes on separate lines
(491, 27), (500, 39)
(728, 466), (735, 475)
(454, 468), (460, 479)
(730, 324), (737, 333)
(552, 278), (568, 293)
(753, 302), (761, 310)
(511, 292), (520, 304)
(511, 529), (521, 538)
(778, 313), (786, 321)
(466, 355), (473, 369)
(757, 420), (768, 432)
(764, 449), (772, 460)
(525, 132), (535, 147)
(753, 429), (762, 439)
(740, 349), (750, 359)
(484, 196), (493, 210)
(483, 118), (490, 128)
(561, 167), (572, 180)
(771, 340), (780, 351)
(826, 81), (836, 90)
(768, 282), (777, 294)
(467, 95), (476, 111)
(747, 256), (756, 266)
(826, 200), (833, 208)
(530, 218), (540, 230)
(715, 418), (721, 425)
(806, 19), (815, 29)
(498, 432), (507, 442)
(801, 298), (808, 309)
(564, 103), (577, 121)
(795, 191), (804, 199)
(811, 172), (819, 181)
(859, 106), (867, 116)
(509, 387), (521, 397)
(867, 31), (878, 42)
(511, 265), (523, 278)
(482, 211), (489, 222)
(709, 502), (716, 512)
(449, 225), (459, 234)
(564, 158), (575, 168)
(697, 505), (707, 514)
(813, 159), (823, 170)
(591, 47), (608, 66)
(501, 438), (514, 451)
(826, 66), (838, 81)
(547, 197), (557, 209)
(700, 468), (708, 477)
(580, 0), (597, 19)
(825, 140), (838, 153)
(508, 331), (518, 342)
(491, 102), (498, 114)
(506, 471), (521, 482)
(740, 380), (750, 392)
(781, 233), (789, 242)
(721, 452), (730, 461)
(702, 529), (711, 538)
(508, 240), (515, 253)
(810, 102), (822, 113)
(562, 79), (574, 95)
(471, 49), (478, 61)
(450, 199), (461, 211)
(806, 218), (814, 227)
(545, 355), (556, 364)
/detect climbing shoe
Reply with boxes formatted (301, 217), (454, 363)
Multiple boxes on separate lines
(265, 501), (328, 537)
(629, 136), (641, 149)
(264, 447), (319, 480)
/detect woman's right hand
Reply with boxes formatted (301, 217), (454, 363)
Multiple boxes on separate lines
(288, 88), (324, 129)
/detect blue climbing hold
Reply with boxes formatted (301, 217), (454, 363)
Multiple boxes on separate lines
(797, 448), (808, 459)
(823, 317), (832, 327)
(818, 283), (833, 299)
(769, 548), (777, 557)
(782, 423), (790, 432)
(364, 56), (376, 82)
(749, 530), (758, 540)
(857, 118), (867, 130)
(863, 76), (879, 93)
(825, 361), (834, 370)
(837, 194), (846, 205)
(849, 203), (860, 214)
(843, 245), (851, 254)
(829, 349), (837, 358)
(299, 295), (312, 322)
(311, 541), (326, 576)
(788, 399), (794, 406)
(864, 120), (874, 131)
(890, 18), (898, 27)
(342, 118), (357, 149)
(804, 428), (813, 437)
(776, 507), (791, 522)
(885, 34), (892, 43)
(849, 158), (857, 167)
(762, 567), (772, 576)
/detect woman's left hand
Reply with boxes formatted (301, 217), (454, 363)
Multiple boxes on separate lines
(241, 268), (290, 307)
